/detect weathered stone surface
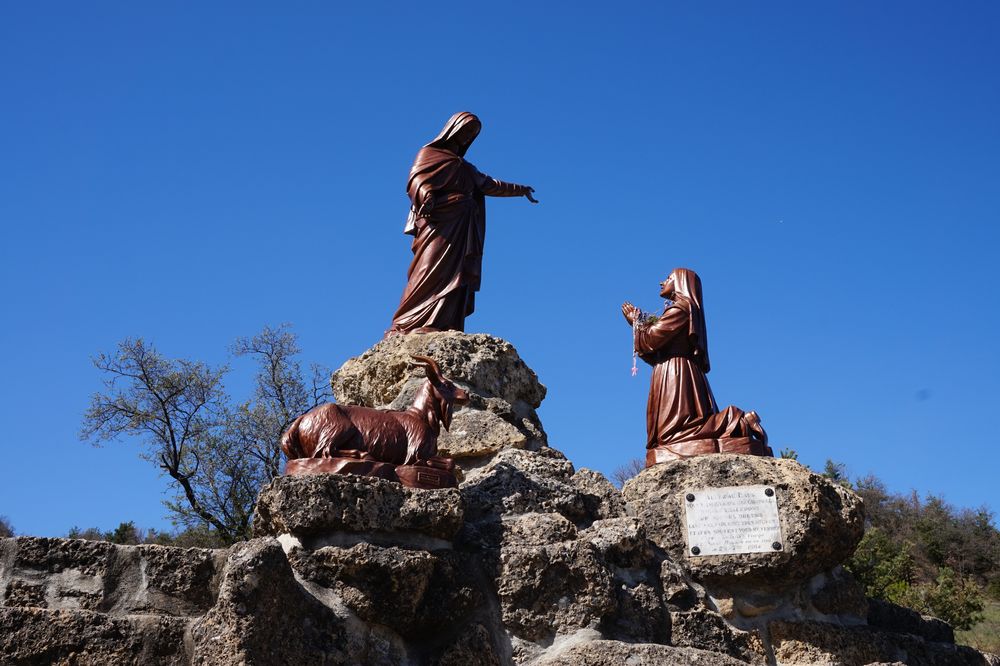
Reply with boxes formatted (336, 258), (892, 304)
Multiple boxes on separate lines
(331, 331), (547, 459)
(623, 455), (864, 584)
(0, 606), (189, 665)
(4, 334), (999, 666)
(769, 619), (990, 666)
(432, 623), (501, 666)
(536, 638), (750, 665)
(572, 468), (627, 521)
(504, 511), (579, 546)
(498, 529), (616, 642)
(671, 608), (767, 663)
(254, 473), (464, 542)
(191, 538), (359, 665)
(333, 331), (545, 408)
(437, 407), (529, 457)
(808, 565), (868, 619)
(580, 517), (650, 568)
(287, 543), (479, 639)
(0, 536), (224, 616)
(867, 597), (955, 644)
(462, 448), (593, 529)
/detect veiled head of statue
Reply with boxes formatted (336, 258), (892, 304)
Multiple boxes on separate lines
(428, 112), (481, 156)
(668, 267), (710, 372)
(669, 268), (703, 306)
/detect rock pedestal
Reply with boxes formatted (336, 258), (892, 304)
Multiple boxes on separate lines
(623, 455), (865, 586)
(2, 332), (998, 665)
(621, 455), (995, 665)
(331, 332), (547, 462)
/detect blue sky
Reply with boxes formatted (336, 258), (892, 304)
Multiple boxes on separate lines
(1, 2), (998, 537)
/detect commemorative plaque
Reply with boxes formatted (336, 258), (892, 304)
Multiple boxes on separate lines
(683, 486), (783, 556)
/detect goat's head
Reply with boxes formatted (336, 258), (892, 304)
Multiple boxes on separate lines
(410, 355), (468, 430)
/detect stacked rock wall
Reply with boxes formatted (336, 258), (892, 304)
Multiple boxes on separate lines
(2, 332), (997, 665)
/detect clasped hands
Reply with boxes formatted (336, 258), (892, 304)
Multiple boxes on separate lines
(621, 301), (641, 325)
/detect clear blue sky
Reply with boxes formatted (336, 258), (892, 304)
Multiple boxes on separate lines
(2, 2), (998, 537)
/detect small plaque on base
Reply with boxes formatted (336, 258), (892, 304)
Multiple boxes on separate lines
(683, 485), (783, 556)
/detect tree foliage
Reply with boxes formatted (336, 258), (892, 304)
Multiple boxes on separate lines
(67, 522), (228, 548)
(838, 462), (998, 635)
(80, 325), (329, 544)
(0, 516), (13, 538)
(896, 566), (985, 631)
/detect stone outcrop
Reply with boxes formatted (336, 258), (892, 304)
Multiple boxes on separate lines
(254, 473), (464, 544)
(622, 455), (865, 585)
(331, 332), (547, 461)
(2, 332), (997, 665)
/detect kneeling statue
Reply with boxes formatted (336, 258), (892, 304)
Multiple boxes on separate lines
(622, 268), (772, 467)
(281, 355), (464, 489)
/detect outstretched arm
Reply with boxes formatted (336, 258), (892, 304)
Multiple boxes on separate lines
(476, 170), (538, 202)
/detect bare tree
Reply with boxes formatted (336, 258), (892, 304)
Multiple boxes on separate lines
(80, 325), (328, 543)
(611, 457), (646, 488)
(0, 516), (14, 538)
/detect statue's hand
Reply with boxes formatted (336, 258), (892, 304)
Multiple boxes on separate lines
(621, 302), (638, 324)
(525, 187), (539, 204)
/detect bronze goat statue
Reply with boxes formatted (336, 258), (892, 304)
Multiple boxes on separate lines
(281, 355), (466, 488)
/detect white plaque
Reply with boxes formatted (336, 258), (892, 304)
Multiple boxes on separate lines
(682, 485), (782, 556)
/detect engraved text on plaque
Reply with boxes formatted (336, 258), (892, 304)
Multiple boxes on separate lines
(683, 486), (782, 556)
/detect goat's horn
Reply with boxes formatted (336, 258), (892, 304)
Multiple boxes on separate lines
(409, 354), (443, 382)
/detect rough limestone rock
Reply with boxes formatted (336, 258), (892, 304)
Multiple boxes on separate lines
(191, 538), (361, 666)
(331, 332), (547, 460)
(497, 526), (617, 641)
(768, 619), (992, 665)
(867, 597), (954, 643)
(536, 639), (751, 665)
(254, 473), (463, 543)
(3, 333), (997, 665)
(0, 607), (190, 665)
(622, 455), (865, 584)
(287, 543), (481, 639)
(0, 608), (189, 666)
(0, 536), (225, 616)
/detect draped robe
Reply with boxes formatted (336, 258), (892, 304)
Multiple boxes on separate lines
(635, 296), (770, 459)
(389, 145), (529, 333)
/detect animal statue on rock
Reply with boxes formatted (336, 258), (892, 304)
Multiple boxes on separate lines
(281, 355), (465, 489)
(622, 268), (773, 466)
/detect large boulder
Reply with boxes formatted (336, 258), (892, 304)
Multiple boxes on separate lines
(0, 606), (189, 665)
(190, 538), (363, 666)
(253, 473), (464, 544)
(0, 536), (225, 617)
(622, 455), (864, 585)
(331, 332), (547, 460)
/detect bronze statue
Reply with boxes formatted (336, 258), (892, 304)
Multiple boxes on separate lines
(622, 268), (772, 466)
(388, 112), (537, 334)
(281, 355), (464, 489)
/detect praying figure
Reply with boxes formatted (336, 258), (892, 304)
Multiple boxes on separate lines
(388, 112), (537, 334)
(622, 268), (773, 466)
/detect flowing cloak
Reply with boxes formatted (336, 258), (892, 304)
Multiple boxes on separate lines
(634, 296), (762, 450)
(389, 145), (528, 333)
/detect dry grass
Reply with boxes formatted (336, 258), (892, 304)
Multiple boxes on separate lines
(957, 598), (1000, 654)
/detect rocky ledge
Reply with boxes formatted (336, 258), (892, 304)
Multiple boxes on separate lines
(2, 332), (998, 665)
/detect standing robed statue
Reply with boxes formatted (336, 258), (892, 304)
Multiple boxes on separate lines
(622, 268), (773, 466)
(388, 112), (538, 334)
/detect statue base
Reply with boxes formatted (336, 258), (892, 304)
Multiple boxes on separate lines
(285, 457), (458, 490)
(645, 437), (773, 466)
